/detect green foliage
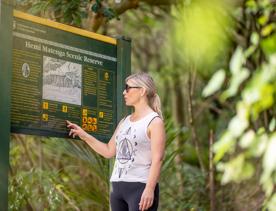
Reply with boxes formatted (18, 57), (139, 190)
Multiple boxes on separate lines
(9, 136), (110, 210)
(202, 69), (226, 97)
(161, 113), (187, 173)
(215, 41), (276, 210)
(9, 169), (63, 210)
(203, 0), (276, 209)
(91, 0), (101, 13)
(160, 114), (209, 210)
(90, 0), (118, 21)
(161, 163), (208, 211)
(17, 0), (88, 27)
(103, 8), (116, 20)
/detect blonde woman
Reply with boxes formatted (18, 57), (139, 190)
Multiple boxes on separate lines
(67, 72), (166, 211)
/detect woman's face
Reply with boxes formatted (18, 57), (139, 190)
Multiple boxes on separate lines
(123, 79), (143, 106)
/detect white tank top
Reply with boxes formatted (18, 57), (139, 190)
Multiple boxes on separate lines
(110, 112), (159, 183)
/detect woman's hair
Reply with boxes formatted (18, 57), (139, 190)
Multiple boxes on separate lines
(126, 72), (163, 119)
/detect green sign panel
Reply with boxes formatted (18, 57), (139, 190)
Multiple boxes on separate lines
(11, 11), (128, 141)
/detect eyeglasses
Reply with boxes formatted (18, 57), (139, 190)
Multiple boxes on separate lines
(125, 84), (141, 93)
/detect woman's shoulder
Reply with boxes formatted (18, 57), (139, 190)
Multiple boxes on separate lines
(150, 115), (163, 124)
(147, 111), (161, 121)
(148, 111), (163, 123)
(146, 112), (163, 128)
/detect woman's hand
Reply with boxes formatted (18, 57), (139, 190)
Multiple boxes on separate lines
(66, 120), (89, 140)
(139, 187), (154, 211)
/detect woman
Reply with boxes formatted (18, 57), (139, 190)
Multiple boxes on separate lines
(67, 72), (166, 211)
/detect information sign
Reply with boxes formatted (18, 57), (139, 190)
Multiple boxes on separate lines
(10, 11), (128, 141)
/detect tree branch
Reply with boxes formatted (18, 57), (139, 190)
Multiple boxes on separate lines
(85, 0), (177, 32)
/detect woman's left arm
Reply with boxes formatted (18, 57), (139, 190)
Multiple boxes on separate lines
(139, 117), (166, 211)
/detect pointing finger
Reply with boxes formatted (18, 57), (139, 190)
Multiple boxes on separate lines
(69, 129), (73, 136)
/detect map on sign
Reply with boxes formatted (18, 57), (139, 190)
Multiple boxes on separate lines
(11, 11), (118, 141)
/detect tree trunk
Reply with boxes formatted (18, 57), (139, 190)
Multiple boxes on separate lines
(209, 130), (215, 211)
(187, 72), (206, 174)
(171, 73), (185, 194)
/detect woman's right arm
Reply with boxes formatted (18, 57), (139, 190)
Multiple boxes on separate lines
(67, 120), (122, 158)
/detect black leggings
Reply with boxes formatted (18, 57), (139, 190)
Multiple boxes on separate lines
(110, 182), (159, 211)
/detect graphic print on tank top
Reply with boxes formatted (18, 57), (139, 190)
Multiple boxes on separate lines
(116, 126), (138, 178)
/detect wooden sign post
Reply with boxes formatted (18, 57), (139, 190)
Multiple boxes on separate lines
(0, 1), (13, 210)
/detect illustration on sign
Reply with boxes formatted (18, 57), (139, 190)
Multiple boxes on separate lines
(21, 63), (30, 77)
(43, 56), (82, 105)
